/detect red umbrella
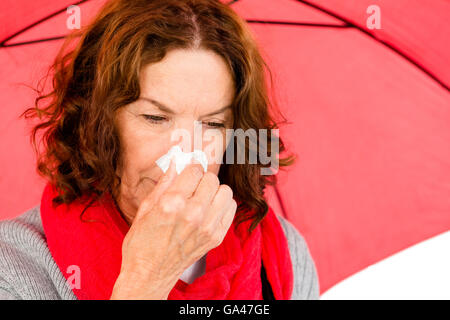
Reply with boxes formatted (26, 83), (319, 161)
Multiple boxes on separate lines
(1, 0), (449, 297)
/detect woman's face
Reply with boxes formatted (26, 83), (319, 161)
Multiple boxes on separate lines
(114, 48), (235, 225)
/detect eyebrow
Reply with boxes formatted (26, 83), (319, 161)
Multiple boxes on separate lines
(138, 96), (232, 117)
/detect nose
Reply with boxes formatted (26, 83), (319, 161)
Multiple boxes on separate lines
(169, 119), (204, 153)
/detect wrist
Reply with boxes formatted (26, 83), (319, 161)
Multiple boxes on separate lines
(110, 270), (174, 300)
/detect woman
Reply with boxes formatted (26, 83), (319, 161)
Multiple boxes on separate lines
(0, 0), (319, 300)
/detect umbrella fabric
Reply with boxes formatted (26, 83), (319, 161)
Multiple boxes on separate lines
(1, 0), (449, 296)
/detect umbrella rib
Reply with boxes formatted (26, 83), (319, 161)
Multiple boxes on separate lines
(0, 0), (90, 47)
(0, 36), (69, 48)
(246, 19), (349, 28)
(293, 0), (449, 91)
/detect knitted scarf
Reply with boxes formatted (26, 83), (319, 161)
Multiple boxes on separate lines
(40, 182), (293, 300)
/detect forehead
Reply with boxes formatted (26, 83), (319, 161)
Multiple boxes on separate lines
(139, 48), (235, 115)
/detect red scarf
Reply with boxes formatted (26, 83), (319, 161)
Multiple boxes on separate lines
(40, 182), (293, 300)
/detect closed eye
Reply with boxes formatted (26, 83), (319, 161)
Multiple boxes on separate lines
(204, 121), (226, 128)
(142, 115), (226, 128)
(142, 115), (167, 124)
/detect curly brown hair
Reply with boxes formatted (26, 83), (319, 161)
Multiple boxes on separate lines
(20, 0), (296, 234)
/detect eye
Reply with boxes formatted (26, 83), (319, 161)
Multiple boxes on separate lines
(142, 115), (167, 124)
(142, 115), (225, 128)
(204, 121), (226, 128)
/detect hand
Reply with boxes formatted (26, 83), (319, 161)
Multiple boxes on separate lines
(110, 158), (237, 299)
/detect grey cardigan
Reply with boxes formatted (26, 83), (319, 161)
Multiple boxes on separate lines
(0, 205), (320, 300)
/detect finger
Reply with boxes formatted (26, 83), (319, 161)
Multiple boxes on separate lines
(201, 184), (233, 230)
(209, 197), (237, 248)
(134, 157), (178, 222)
(189, 172), (220, 206)
(164, 159), (205, 199)
(219, 198), (237, 233)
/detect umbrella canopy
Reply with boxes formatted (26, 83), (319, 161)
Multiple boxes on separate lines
(1, 0), (449, 296)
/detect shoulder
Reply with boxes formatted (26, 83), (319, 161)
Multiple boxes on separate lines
(277, 215), (320, 300)
(0, 205), (75, 300)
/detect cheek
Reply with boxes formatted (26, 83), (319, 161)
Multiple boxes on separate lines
(118, 128), (169, 179)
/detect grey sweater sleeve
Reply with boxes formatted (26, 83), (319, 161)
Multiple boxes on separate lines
(0, 277), (22, 300)
(0, 290), (21, 300)
(0, 206), (76, 300)
(278, 215), (320, 300)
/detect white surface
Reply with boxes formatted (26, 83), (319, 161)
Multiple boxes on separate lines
(180, 254), (207, 284)
(320, 231), (450, 300)
(156, 145), (208, 174)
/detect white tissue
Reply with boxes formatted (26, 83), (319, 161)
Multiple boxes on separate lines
(156, 145), (208, 175)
